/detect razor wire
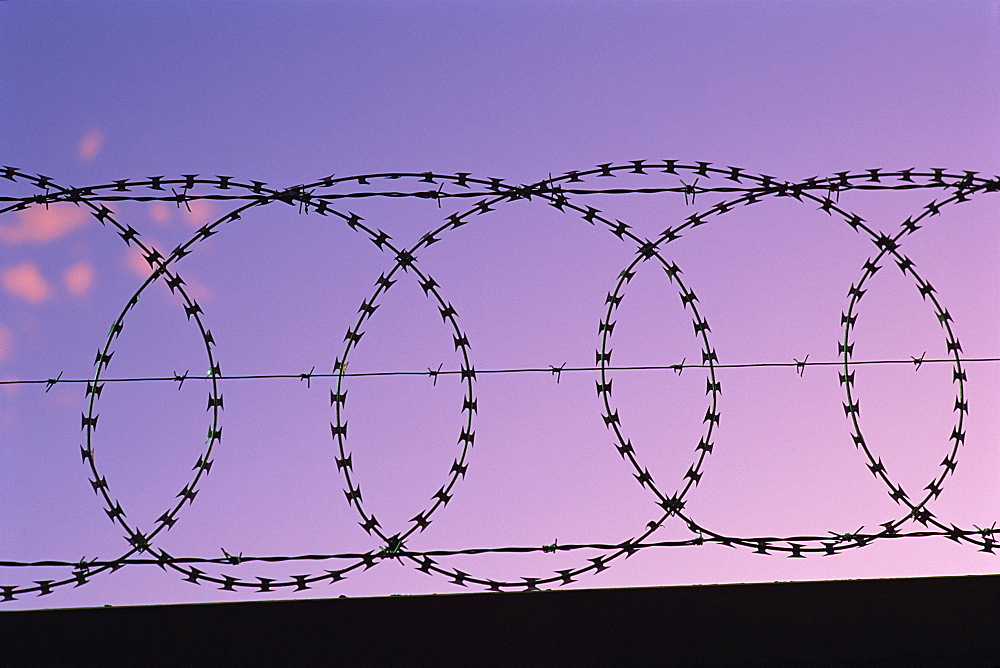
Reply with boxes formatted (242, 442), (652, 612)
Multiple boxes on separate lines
(0, 161), (998, 601)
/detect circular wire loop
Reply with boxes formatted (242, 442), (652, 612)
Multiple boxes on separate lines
(0, 163), (997, 600)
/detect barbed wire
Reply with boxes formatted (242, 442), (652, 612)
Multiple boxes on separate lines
(4, 355), (1000, 390)
(1, 161), (998, 601)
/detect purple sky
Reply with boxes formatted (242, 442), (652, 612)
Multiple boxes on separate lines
(1, 0), (999, 610)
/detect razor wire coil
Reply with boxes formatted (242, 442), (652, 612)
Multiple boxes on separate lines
(1, 161), (998, 601)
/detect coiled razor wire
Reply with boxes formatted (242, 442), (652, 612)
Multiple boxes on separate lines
(0, 162), (998, 600)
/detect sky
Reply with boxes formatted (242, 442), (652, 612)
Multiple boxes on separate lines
(1, 0), (998, 610)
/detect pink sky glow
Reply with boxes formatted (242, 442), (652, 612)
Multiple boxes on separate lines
(0, 0), (998, 610)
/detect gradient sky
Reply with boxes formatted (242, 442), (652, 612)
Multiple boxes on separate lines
(1, 0), (999, 610)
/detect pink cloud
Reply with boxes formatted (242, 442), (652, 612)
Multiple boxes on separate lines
(182, 199), (214, 227)
(187, 278), (214, 302)
(0, 325), (13, 362)
(2, 262), (51, 304)
(64, 262), (95, 296)
(77, 129), (104, 162)
(150, 201), (171, 225)
(124, 247), (153, 278)
(0, 204), (88, 245)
